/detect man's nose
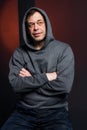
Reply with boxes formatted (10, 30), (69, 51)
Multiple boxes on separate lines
(34, 23), (39, 30)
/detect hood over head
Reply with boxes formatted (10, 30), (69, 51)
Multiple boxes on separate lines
(22, 7), (55, 51)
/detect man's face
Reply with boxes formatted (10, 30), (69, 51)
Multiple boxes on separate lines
(27, 12), (46, 42)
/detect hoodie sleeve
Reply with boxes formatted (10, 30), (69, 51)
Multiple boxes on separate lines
(8, 48), (48, 93)
(37, 46), (74, 96)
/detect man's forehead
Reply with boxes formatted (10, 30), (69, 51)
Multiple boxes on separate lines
(27, 11), (44, 21)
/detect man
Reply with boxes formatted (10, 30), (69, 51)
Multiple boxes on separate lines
(1, 7), (74, 130)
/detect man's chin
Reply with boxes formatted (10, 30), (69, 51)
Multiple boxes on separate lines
(33, 38), (44, 43)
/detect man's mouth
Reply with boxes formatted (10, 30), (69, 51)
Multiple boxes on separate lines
(33, 33), (42, 37)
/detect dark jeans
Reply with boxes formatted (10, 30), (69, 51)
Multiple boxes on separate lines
(1, 104), (73, 130)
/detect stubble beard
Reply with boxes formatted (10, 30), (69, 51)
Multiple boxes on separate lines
(32, 35), (46, 47)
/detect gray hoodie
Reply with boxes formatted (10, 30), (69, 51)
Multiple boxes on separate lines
(9, 7), (74, 109)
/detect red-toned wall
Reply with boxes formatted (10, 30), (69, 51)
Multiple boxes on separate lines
(0, 0), (19, 73)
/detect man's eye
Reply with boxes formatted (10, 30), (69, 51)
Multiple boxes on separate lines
(38, 21), (44, 25)
(28, 23), (34, 28)
(27, 21), (44, 28)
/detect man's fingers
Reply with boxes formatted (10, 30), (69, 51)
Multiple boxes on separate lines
(19, 68), (32, 77)
(21, 68), (27, 72)
(52, 72), (57, 79)
(19, 73), (25, 77)
(46, 72), (57, 81)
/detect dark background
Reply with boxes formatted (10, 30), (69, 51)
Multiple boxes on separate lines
(0, 0), (87, 130)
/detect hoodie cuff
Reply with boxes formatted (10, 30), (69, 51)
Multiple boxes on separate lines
(40, 73), (49, 84)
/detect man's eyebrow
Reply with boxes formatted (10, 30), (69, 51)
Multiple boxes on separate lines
(37, 19), (44, 21)
(28, 19), (44, 23)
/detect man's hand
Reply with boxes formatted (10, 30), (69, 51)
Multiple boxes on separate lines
(46, 72), (57, 81)
(19, 68), (57, 81)
(19, 68), (32, 77)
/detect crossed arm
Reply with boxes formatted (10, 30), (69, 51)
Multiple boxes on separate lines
(19, 68), (57, 81)
(9, 46), (74, 94)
